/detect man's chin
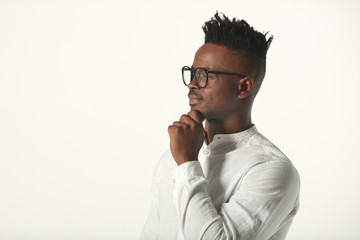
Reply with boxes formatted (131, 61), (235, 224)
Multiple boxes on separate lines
(189, 105), (205, 121)
(189, 104), (200, 111)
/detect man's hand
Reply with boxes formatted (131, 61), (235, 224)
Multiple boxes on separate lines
(168, 110), (205, 166)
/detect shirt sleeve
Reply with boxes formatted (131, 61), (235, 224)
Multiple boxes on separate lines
(140, 160), (162, 240)
(171, 160), (300, 240)
(139, 193), (160, 240)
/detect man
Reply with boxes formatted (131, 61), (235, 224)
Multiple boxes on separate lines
(141, 12), (300, 240)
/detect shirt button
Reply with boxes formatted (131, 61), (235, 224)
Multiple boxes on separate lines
(172, 178), (176, 184)
(252, 217), (258, 223)
(203, 150), (209, 155)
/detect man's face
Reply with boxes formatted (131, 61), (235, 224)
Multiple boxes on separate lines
(188, 43), (246, 120)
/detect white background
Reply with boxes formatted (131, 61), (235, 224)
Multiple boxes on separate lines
(0, 0), (359, 239)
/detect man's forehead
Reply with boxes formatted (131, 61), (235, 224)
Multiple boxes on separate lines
(193, 43), (245, 70)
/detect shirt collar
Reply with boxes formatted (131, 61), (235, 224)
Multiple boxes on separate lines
(204, 125), (258, 150)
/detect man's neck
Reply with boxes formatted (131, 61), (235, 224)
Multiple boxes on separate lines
(204, 116), (252, 145)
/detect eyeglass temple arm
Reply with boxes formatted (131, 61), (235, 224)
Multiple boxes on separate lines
(208, 70), (246, 78)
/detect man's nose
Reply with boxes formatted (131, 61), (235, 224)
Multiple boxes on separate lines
(187, 77), (200, 90)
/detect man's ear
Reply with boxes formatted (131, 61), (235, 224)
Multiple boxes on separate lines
(237, 77), (254, 99)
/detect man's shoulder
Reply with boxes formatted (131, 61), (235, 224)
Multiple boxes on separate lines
(244, 131), (299, 186)
(157, 149), (175, 167)
(152, 149), (177, 179)
(246, 131), (290, 162)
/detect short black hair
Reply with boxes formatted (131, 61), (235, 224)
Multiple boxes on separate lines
(202, 12), (273, 60)
(202, 12), (273, 87)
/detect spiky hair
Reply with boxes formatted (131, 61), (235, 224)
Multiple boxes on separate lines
(202, 12), (273, 60)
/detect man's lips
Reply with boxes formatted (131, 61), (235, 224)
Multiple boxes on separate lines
(188, 93), (202, 105)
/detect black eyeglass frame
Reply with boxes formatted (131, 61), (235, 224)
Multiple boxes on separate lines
(182, 66), (246, 88)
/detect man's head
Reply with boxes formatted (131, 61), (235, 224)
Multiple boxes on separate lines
(202, 12), (273, 93)
(186, 12), (273, 123)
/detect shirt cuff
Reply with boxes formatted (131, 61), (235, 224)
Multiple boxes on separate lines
(171, 161), (205, 186)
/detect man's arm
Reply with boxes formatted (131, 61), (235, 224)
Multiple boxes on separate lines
(172, 159), (300, 239)
(140, 197), (159, 239)
(140, 161), (161, 240)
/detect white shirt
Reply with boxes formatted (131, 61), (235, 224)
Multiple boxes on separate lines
(141, 125), (300, 240)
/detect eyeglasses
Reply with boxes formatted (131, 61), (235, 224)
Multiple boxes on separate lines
(182, 66), (246, 88)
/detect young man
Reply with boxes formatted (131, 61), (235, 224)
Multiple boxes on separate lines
(141, 12), (300, 240)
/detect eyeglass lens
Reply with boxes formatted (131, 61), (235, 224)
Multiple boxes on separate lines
(182, 68), (207, 88)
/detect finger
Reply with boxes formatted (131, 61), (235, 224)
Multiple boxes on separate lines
(179, 114), (194, 124)
(168, 125), (180, 136)
(187, 110), (205, 123)
(172, 121), (188, 127)
(168, 122), (188, 134)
